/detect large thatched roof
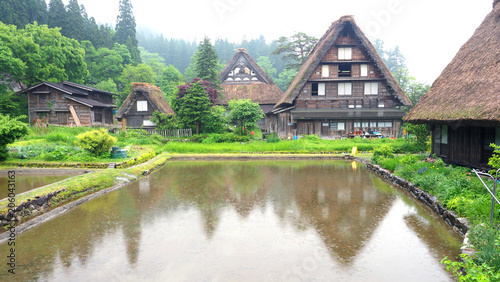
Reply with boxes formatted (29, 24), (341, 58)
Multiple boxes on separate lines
(274, 15), (410, 109)
(115, 83), (174, 120)
(405, 2), (500, 126)
(218, 48), (284, 106)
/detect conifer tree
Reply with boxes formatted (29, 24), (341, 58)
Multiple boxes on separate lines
(48, 0), (67, 30)
(194, 36), (220, 86)
(115, 0), (140, 65)
(64, 0), (85, 41)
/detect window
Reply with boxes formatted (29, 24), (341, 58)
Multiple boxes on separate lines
(338, 82), (352, 95)
(39, 94), (47, 102)
(360, 64), (368, 77)
(364, 82), (378, 95)
(370, 122), (377, 128)
(318, 83), (325, 96)
(330, 122), (345, 131)
(338, 63), (351, 77)
(322, 123), (329, 127)
(338, 47), (352, 60)
(137, 100), (148, 112)
(442, 125), (448, 144)
(322, 65), (329, 77)
(143, 119), (156, 126)
(362, 122), (369, 127)
(356, 104), (362, 108)
(378, 100), (385, 108)
(379, 121), (393, 128)
(312, 83), (318, 96)
(348, 105), (355, 109)
(354, 122), (361, 128)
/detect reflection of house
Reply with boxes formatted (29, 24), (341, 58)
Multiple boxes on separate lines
(273, 16), (411, 139)
(219, 48), (284, 133)
(405, 1), (500, 168)
(22, 81), (116, 126)
(115, 83), (175, 129)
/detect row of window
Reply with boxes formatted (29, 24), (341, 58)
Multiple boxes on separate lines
(321, 64), (370, 78)
(322, 121), (393, 131)
(312, 82), (380, 96)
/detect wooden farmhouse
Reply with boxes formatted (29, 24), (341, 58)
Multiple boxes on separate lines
(405, 1), (500, 168)
(219, 48), (284, 133)
(115, 83), (175, 129)
(272, 16), (411, 139)
(23, 81), (116, 126)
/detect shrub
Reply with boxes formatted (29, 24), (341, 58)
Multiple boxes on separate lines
(266, 133), (280, 143)
(75, 129), (117, 156)
(371, 146), (395, 164)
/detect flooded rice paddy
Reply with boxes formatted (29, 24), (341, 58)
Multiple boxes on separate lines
(0, 173), (81, 200)
(0, 160), (461, 281)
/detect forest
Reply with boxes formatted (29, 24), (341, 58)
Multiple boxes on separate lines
(0, 0), (428, 122)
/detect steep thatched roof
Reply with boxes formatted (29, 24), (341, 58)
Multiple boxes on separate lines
(274, 15), (410, 109)
(218, 48), (284, 105)
(405, 2), (500, 126)
(115, 83), (174, 120)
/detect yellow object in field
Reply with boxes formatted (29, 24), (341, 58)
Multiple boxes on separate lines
(351, 146), (358, 155)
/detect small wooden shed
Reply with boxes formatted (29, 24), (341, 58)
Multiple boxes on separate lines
(115, 83), (175, 129)
(405, 1), (500, 168)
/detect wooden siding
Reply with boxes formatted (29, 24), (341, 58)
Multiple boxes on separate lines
(432, 125), (496, 168)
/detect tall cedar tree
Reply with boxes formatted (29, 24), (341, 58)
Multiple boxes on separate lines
(64, 0), (85, 41)
(176, 79), (218, 134)
(48, 0), (67, 30)
(0, 0), (47, 28)
(194, 36), (220, 86)
(271, 32), (317, 71)
(115, 0), (140, 65)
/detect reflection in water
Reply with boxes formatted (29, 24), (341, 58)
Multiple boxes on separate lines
(0, 161), (461, 281)
(0, 174), (79, 199)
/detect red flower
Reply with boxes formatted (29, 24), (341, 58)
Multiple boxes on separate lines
(250, 131), (255, 135)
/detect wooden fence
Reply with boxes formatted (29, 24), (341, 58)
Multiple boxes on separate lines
(141, 128), (192, 138)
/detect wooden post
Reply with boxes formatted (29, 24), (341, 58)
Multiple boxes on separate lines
(68, 105), (81, 126)
(122, 117), (127, 131)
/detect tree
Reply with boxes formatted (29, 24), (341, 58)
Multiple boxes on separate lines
(228, 99), (264, 133)
(151, 111), (177, 130)
(160, 64), (185, 102)
(176, 79), (219, 134)
(194, 36), (220, 86)
(48, 0), (67, 30)
(114, 0), (140, 65)
(64, 0), (85, 41)
(0, 114), (29, 161)
(117, 63), (155, 106)
(256, 56), (277, 80)
(275, 68), (298, 92)
(271, 32), (317, 71)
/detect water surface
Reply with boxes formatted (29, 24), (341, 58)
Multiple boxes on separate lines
(0, 174), (80, 199)
(0, 160), (461, 281)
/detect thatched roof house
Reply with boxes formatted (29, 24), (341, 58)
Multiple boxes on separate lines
(115, 83), (174, 129)
(405, 1), (500, 168)
(219, 48), (284, 132)
(272, 16), (410, 139)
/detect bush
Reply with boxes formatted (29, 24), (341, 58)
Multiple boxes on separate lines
(75, 129), (117, 156)
(266, 133), (280, 143)
(371, 146), (395, 164)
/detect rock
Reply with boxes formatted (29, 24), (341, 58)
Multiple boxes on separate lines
(0, 214), (4, 220)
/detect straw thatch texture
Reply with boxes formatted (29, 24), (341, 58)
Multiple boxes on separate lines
(405, 4), (500, 125)
(218, 48), (284, 105)
(115, 83), (174, 119)
(274, 16), (410, 108)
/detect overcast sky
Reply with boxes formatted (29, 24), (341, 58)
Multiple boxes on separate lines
(68, 0), (493, 84)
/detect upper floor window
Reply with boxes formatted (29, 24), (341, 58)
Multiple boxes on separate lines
(364, 82), (379, 95)
(338, 47), (352, 60)
(360, 64), (368, 77)
(137, 100), (148, 112)
(338, 82), (352, 95)
(312, 83), (325, 96)
(321, 65), (329, 77)
(39, 94), (47, 103)
(338, 63), (351, 77)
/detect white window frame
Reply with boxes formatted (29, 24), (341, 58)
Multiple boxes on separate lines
(360, 64), (368, 77)
(354, 122), (361, 128)
(338, 82), (352, 96)
(143, 119), (155, 126)
(137, 100), (148, 112)
(322, 65), (329, 77)
(364, 82), (379, 95)
(318, 83), (326, 96)
(378, 100), (385, 108)
(370, 121), (377, 128)
(362, 122), (369, 128)
(338, 122), (345, 130)
(338, 47), (352, 60)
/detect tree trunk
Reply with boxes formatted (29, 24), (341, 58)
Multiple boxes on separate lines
(196, 122), (200, 135)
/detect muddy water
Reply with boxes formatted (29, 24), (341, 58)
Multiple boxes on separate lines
(0, 160), (461, 281)
(0, 174), (79, 199)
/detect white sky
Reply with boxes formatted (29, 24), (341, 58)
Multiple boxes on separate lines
(69, 0), (494, 84)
